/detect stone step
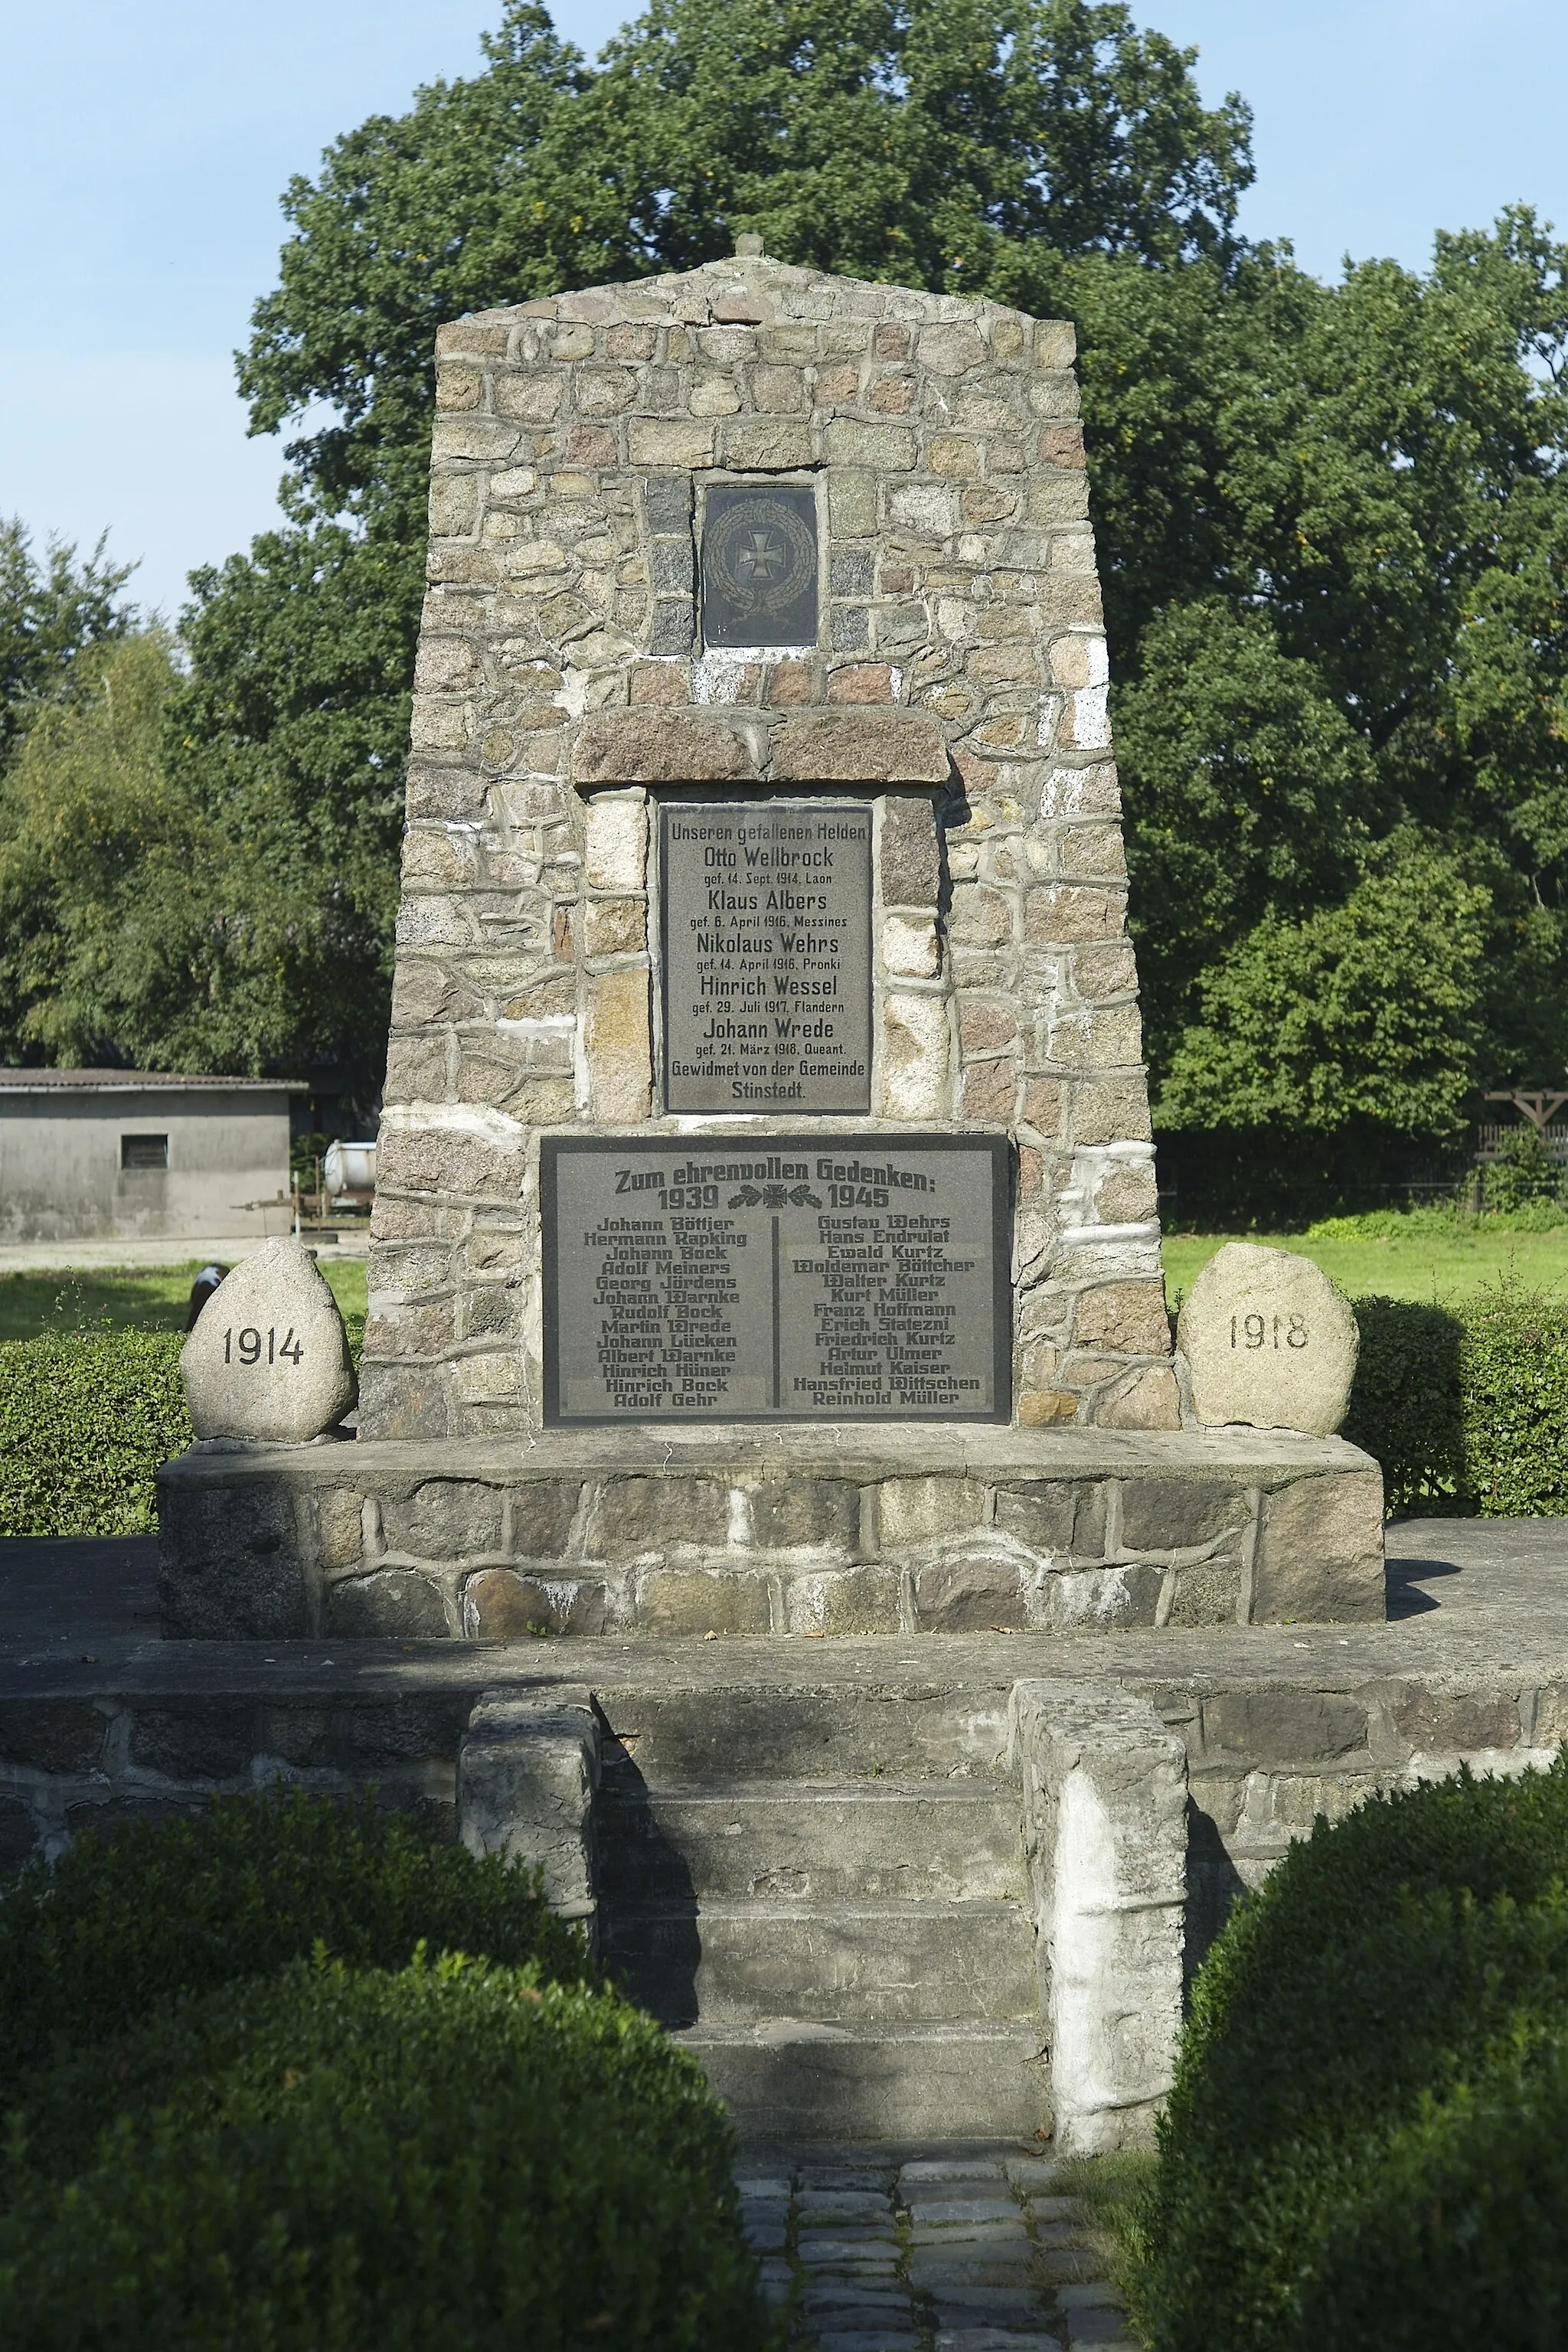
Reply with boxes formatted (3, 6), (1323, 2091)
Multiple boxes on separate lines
(679, 2020), (1047, 2144)
(596, 1681), (1014, 1785)
(600, 1897), (1037, 2027)
(594, 1780), (1027, 1903)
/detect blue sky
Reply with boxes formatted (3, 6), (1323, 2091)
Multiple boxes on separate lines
(2, 0), (1563, 618)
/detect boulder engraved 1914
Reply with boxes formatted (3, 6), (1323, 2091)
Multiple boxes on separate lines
(661, 800), (871, 1112)
(542, 1133), (1009, 1424)
(701, 482), (818, 648)
(179, 1236), (358, 1444)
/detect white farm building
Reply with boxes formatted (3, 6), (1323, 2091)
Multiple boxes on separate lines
(0, 1071), (304, 1243)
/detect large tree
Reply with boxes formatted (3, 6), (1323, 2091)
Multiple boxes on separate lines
(0, 634), (345, 1075)
(1082, 206), (1568, 1197)
(0, 520), (136, 770)
(13, 0), (1565, 1204)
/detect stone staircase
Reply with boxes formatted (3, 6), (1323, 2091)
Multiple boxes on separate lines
(590, 1677), (1047, 2142)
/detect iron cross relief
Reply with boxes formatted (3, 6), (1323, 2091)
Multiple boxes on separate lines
(701, 482), (818, 647)
(735, 526), (788, 585)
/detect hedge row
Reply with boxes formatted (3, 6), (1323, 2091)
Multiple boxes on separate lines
(1, 1957), (766, 2350)
(1345, 1287), (1568, 1515)
(0, 1786), (587, 2093)
(1135, 1756), (1568, 2351)
(1, 1285), (1560, 1537)
(0, 1329), (189, 1535)
(0, 1792), (773, 2350)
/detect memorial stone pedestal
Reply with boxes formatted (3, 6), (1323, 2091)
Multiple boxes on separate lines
(152, 247), (1387, 2147)
(159, 243), (1382, 1640)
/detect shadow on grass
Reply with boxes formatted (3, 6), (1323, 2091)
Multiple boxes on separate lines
(0, 1269), (198, 1343)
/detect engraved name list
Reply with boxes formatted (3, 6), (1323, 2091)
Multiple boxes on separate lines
(660, 800), (871, 1112)
(543, 1135), (1009, 1425)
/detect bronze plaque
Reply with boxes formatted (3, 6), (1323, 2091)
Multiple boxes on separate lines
(660, 800), (871, 1112)
(542, 1133), (1011, 1425)
(701, 482), (818, 647)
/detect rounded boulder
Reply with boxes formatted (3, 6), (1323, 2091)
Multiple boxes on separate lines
(180, 1239), (357, 1444)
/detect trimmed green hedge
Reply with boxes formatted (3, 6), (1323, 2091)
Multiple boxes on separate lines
(0, 1953), (773, 2350)
(1341, 1295), (1466, 1513)
(1136, 1756), (1568, 2351)
(11, 1279), (1563, 1533)
(0, 1794), (769, 2347)
(1346, 1287), (1568, 1514)
(0, 1788), (590, 2099)
(0, 1328), (188, 1534)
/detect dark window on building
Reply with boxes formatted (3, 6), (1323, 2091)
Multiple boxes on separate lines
(121, 1134), (168, 1171)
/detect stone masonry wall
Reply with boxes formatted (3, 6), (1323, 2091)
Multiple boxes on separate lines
(364, 250), (1170, 1441)
(0, 1692), (466, 1870)
(157, 1429), (1383, 1642)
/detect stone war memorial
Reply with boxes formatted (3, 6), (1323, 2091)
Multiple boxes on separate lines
(165, 240), (1382, 1642)
(142, 246), (1432, 2148)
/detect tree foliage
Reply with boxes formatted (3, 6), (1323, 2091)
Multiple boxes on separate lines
(0, 634), (368, 1076)
(5, 0), (1566, 1193)
(1076, 204), (1568, 1178)
(0, 519), (136, 769)
(1158, 835), (1490, 1141)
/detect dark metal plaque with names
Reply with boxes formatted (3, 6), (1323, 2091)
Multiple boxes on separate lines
(661, 800), (871, 1113)
(701, 482), (818, 648)
(542, 1133), (1011, 1426)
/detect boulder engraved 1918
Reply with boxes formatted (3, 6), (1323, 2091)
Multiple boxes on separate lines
(543, 1133), (1009, 1424)
(661, 800), (871, 1112)
(701, 482), (818, 648)
(1178, 1240), (1360, 1436)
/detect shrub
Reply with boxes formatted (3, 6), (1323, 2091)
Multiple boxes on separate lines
(1136, 1756), (1568, 2352)
(1491, 1192), (1568, 1231)
(1483, 1122), (1566, 1213)
(1290, 2028), (1568, 2347)
(0, 1788), (590, 2099)
(0, 1952), (774, 2350)
(1458, 1285), (1568, 1512)
(0, 1328), (188, 1534)
(1341, 1295), (1466, 1514)
(1304, 1204), (1469, 1240)
(1344, 1284), (1568, 1516)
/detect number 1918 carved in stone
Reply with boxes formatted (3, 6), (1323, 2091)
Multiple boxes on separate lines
(1230, 1312), (1309, 1351)
(1179, 1242), (1358, 1437)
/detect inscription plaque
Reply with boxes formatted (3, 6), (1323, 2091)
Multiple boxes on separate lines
(661, 799), (871, 1112)
(701, 482), (818, 648)
(542, 1133), (1010, 1425)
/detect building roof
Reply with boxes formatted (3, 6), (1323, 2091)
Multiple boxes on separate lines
(0, 1070), (309, 1095)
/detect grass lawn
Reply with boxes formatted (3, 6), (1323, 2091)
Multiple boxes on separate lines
(0, 1258), (368, 1344)
(1162, 1225), (1568, 1308)
(8, 1227), (1563, 1337)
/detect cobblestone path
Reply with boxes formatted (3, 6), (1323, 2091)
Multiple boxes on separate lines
(740, 2148), (1136, 2350)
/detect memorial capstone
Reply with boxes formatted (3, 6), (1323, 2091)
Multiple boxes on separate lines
(358, 250), (1180, 1439)
(1178, 1242), (1359, 1436)
(180, 1238), (357, 1444)
(158, 247), (1386, 1649)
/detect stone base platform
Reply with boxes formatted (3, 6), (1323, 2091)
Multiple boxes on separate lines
(156, 1423), (1383, 1643)
(0, 1523), (1560, 2145)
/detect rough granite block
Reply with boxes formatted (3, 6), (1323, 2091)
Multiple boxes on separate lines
(459, 1687), (599, 1922)
(1010, 1680), (1187, 2153)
